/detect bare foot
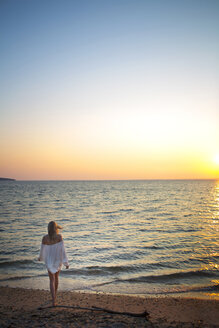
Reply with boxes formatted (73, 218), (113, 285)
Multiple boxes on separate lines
(52, 298), (57, 307)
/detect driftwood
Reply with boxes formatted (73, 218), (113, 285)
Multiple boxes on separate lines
(92, 306), (149, 318)
(38, 304), (149, 319)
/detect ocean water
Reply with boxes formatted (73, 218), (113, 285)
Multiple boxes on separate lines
(0, 180), (218, 299)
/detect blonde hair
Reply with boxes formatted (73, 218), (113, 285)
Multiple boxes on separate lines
(48, 221), (62, 241)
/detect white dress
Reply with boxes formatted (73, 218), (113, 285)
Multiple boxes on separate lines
(39, 240), (69, 273)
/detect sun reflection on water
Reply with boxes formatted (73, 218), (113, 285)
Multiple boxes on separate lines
(211, 180), (219, 231)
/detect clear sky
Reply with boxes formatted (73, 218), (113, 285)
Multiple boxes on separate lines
(0, 0), (219, 180)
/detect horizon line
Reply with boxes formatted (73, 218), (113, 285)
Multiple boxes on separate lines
(3, 178), (218, 182)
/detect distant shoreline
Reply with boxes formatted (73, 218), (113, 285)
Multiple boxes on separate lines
(0, 177), (16, 181)
(2, 178), (218, 182)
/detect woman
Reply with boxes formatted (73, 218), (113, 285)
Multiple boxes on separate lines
(38, 221), (69, 306)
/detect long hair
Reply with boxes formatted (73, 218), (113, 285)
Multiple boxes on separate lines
(48, 221), (62, 241)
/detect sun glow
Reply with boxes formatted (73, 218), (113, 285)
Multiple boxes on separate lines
(213, 154), (219, 165)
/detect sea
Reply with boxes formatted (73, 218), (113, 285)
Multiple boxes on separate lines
(0, 180), (218, 299)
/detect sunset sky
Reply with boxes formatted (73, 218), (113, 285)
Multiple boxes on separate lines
(0, 0), (219, 180)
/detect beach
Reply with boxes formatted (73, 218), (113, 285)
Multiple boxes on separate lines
(0, 287), (218, 327)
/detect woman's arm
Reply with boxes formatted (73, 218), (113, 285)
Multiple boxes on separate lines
(61, 238), (69, 269)
(38, 236), (46, 261)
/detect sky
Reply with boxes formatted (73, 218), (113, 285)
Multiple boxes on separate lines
(0, 0), (219, 180)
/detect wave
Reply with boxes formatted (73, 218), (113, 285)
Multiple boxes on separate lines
(91, 269), (219, 295)
(62, 262), (166, 276)
(140, 283), (219, 296)
(62, 266), (219, 282)
(0, 259), (34, 268)
(0, 274), (47, 282)
(92, 280), (219, 295)
(100, 210), (118, 215)
(62, 264), (140, 276)
(149, 283), (219, 295)
(115, 269), (219, 284)
(99, 208), (133, 215)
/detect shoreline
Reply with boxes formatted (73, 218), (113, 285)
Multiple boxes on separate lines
(1, 276), (218, 301)
(1, 271), (218, 301)
(1, 287), (219, 327)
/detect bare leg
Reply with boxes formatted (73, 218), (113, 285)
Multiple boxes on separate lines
(54, 271), (60, 299)
(48, 271), (56, 306)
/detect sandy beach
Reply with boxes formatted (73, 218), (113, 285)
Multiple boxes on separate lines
(0, 287), (218, 327)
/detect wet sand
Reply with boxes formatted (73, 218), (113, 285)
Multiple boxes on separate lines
(0, 287), (218, 327)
